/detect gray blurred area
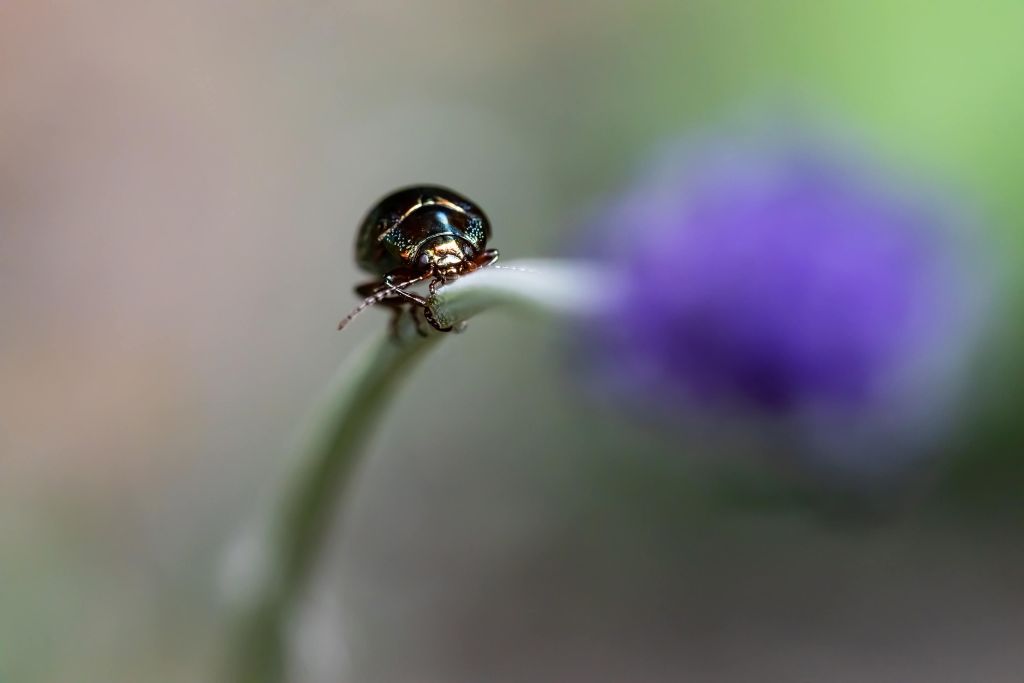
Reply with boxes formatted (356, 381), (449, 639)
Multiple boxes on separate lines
(2, 2), (1024, 682)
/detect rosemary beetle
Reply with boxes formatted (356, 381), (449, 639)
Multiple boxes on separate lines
(337, 185), (499, 334)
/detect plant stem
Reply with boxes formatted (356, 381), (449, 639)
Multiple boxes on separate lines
(226, 325), (439, 682)
(224, 259), (601, 683)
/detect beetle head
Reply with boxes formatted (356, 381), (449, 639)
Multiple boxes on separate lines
(417, 235), (477, 280)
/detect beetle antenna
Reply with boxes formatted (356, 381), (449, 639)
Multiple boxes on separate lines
(336, 274), (429, 331)
(336, 291), (388, 331)
(490, 264), (535, 274)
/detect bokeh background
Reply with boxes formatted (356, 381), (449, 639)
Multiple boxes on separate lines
(3, 2), (1024, 682)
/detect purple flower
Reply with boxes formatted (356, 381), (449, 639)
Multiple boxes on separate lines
(582, 125), (984, 475)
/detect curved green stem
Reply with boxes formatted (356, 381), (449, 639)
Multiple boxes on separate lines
(225, 326), (439, 683)
(224, 259), (601, 683)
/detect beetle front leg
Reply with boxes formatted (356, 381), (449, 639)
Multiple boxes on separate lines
(376, 274), (456, 333)
(477, 249), (499, 269)
(421, 305), (453, 333)
(387, 306), (403, 338)
(380, 276), (452, 333)
(408, 305), (430, 337)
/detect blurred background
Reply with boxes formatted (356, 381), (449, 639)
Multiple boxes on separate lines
(2, 1), (1024, 681)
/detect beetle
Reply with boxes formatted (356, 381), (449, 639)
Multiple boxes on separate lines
(337, 185), (499, 335)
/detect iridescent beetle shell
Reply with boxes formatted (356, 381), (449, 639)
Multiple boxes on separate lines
(356, 185), (491, 277)
(339, 185), (499, 334)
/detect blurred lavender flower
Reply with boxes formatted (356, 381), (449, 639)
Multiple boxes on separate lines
(582, 123), (986, 477)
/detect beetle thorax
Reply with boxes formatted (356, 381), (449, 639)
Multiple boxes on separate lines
(418, 235), (476, 279)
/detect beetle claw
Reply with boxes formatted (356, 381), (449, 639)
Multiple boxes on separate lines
(422, 306), (453, 333)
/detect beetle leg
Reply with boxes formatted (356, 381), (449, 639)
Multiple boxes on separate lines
(422, 305), (453, 333)
(418, 278), (453, 332)
(349, 273), (448, 334)
(478, 249), (500, 268)
(379, 276), (451, 333)
(409, 305), (430, 337)
(387, 306), (403, 338)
